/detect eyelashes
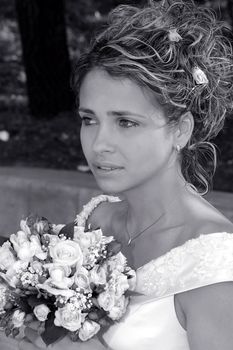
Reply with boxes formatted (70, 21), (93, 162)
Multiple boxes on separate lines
(80, 116), (139, 128)
(118, 119), (139, 128)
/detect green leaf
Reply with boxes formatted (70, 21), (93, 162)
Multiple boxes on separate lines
(106, 240), (122, 256)
(126, 290), (144, 297)
(27, 295), (48, 309)
(17, 297), (31, 313)
(41, 313), (68, 346)
(59, 222), (75, 239)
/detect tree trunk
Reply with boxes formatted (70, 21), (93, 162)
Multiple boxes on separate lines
(227, 0), (233, 29)
(15, 0), (73, 118)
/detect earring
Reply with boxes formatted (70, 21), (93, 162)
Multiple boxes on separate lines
(176, 144), (181, 152)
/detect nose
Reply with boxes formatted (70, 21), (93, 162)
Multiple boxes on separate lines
(92, 124), (115, 154)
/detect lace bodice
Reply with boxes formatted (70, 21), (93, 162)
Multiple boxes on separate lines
(136, 231), (233, 297)
(77, 195), (233, 350)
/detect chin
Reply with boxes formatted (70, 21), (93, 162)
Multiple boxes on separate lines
(95, 179), (127, 196)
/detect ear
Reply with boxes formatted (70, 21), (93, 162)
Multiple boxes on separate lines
(174, 111), (194, 150)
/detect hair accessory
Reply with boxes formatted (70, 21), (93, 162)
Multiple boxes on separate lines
(168, 28), (182, 42)
(192, 66), (208, 85)
(176, 144), (181, 152)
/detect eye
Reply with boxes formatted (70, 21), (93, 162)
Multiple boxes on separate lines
(118, 118), (139, 128)
(80, 116), (97, 126)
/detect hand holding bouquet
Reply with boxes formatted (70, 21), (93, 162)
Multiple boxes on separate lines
(0, 195), (136, 346)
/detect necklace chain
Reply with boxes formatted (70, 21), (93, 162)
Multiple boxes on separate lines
(124, 184), (198, 246)
(125, 207), (165, 245)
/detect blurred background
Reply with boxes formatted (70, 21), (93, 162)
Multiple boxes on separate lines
(0, 0), (233, 191)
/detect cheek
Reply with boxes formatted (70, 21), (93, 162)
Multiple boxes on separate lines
(80, 127), (91, 157)
(127, 134), (172, 168)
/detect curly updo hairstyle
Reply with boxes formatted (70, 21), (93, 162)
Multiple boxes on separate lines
(72, 0), (233, 194)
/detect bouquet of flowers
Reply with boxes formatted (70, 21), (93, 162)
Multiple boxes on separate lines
(0, 195), (136, 346)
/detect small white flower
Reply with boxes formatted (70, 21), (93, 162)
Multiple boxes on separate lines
(12, 310), (25, 328)
(106, 252), (127, 273)
(168, 28), (182, 42)
(30, 260), (43, 274)
(44, 234), (60, 247)
(33, 304), (50, 322)
(192, 66), (208, 85)
(74, 228), (103, 249)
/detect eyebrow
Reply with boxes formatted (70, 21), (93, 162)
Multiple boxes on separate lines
(78, 108), (147, 119)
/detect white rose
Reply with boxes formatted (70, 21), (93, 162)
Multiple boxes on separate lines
(12, 310), (26, 328)
(89, 265), (106, 285)
(33, 304), (50, 321)
(54, 304), (82, 332)
(50, 240), (83, 267)
(74, 267), (90, 291)
(74, 228), (103, 249)
(0, 241), (16, 270)
(107, 252), (127, 273)
(97, 290), (115, 312)
(79, 320), (100, 341)
(108, 296), (129, 321)
(114, 273), (130, 298)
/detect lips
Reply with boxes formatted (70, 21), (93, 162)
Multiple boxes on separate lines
(93, 162), (124, 171)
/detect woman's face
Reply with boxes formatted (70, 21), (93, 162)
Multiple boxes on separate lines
(79, 69), (177, 194)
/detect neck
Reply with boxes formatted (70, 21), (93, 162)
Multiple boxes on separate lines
(120, 166), (188, 236)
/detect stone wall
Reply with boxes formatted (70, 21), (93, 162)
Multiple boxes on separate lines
(0, 166), (233, 237)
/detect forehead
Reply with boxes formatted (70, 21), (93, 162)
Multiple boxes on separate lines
(79, 68), (165, 117)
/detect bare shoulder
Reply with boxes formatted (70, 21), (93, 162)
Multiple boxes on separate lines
(178, 282), (233, 349)
(183, 194), (233, 240)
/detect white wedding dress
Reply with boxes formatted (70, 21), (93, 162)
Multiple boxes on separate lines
(1, 194), (233, 350)
(103, 231), (233, 350)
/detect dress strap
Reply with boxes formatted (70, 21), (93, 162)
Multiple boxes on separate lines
(136, 232), (233, 301)
(74, 194), (121, 228)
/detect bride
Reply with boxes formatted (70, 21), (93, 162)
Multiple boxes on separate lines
(14, 0), (233, 349)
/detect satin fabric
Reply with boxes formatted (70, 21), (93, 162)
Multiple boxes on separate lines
(104, 232), (233, 350)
